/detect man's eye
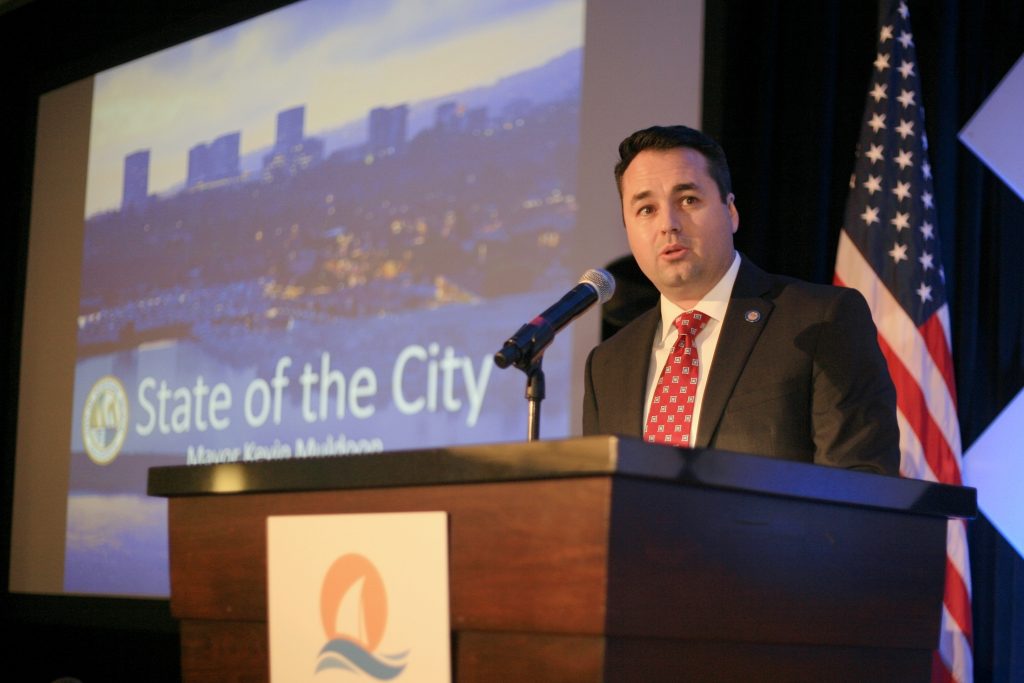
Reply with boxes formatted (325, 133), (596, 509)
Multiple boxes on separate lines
(681, 196), (698, 206)
(638, 206), (654, 216)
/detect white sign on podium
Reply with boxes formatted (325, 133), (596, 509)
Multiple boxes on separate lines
(267, 512), (451, 682)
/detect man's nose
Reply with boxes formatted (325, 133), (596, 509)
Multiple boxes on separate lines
(661, 208), (682, 233)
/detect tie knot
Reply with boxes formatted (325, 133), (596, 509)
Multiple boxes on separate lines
(675, 310), (709, 338)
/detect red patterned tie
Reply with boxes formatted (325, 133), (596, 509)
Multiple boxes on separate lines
(644, 310), (709, 447)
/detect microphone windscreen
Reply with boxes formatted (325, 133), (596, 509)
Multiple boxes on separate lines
(578, 268), (616, 304)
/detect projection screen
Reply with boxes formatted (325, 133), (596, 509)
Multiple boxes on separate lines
(11, 0), (704, 598)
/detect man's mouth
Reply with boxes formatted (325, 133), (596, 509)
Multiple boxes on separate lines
(661, 243), (688, 259)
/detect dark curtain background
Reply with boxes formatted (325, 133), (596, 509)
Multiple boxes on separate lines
(703, 1), (1024, 680)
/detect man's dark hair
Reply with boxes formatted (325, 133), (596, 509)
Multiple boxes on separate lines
(614, 125), (733, 202)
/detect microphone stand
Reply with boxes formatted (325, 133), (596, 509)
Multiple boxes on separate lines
(494, 327), (549, 441)
(524, 356), (545, 442)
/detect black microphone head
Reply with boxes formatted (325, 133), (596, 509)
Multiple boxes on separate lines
(578, 268), (616, 304)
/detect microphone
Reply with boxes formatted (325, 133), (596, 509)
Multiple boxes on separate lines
(494, 268), (616, 370)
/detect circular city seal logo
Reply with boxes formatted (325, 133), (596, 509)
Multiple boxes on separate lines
(82, 375), (129, 465)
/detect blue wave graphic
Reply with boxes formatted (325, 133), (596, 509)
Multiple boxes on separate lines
(316, 638), (409, 680)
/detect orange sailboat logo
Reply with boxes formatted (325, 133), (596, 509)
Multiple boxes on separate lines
(316, 554), (408, 679)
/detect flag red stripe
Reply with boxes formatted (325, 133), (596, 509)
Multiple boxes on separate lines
(920, 313), (958, 410)
(876, 333), (962, 485)
(944, 554), (974, 648)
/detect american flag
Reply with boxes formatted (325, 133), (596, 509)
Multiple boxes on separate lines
(833, 1), (973, 681)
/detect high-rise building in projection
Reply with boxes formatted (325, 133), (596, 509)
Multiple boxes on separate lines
(209, 132), (241, 179)
(187, 144), (208, 188)
(276, 106), (304, 151)
(465, 106), (488, 133)
(368, 104), (409, 156)
(434, 101), (489, 135)
(187, 132), (241, 188)
(435, 101), (460, 133)
(262, 105), (323, 178)
(122, 150), (150, 210)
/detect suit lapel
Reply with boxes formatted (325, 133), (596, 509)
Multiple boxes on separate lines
(607, 307), (659, 437)
(695, 258), (774, 447)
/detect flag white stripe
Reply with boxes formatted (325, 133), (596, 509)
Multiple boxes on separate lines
(947, 519), (972, 600)
(938, 603), (974, 683)
(896, 408), (938, 482)
(835, 233), (962, 454)
(937, 301), (953, 349)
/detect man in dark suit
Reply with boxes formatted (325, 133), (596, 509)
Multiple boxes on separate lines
(582, 125), (899, 475)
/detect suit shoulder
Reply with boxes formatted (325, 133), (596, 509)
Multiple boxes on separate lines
(591, 305), (659, 357)
(738, 257), (861, 307)
(767, 273), (867, 310)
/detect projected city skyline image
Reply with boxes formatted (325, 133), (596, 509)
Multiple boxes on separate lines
(66, 0), (585, 597)
(85, 0), (584, 216)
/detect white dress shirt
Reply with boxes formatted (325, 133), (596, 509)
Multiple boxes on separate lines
(642, 251), (741, 441)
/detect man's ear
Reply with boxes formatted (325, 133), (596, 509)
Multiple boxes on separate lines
(727, 193), (739, 233)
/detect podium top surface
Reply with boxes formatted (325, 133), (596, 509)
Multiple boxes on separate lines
(147, 435), (975, 519)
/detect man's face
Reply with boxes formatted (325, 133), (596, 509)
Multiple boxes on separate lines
(620, 147), (739, 308)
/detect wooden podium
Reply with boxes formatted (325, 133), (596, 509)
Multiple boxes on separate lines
(148, 436), (975, 682)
